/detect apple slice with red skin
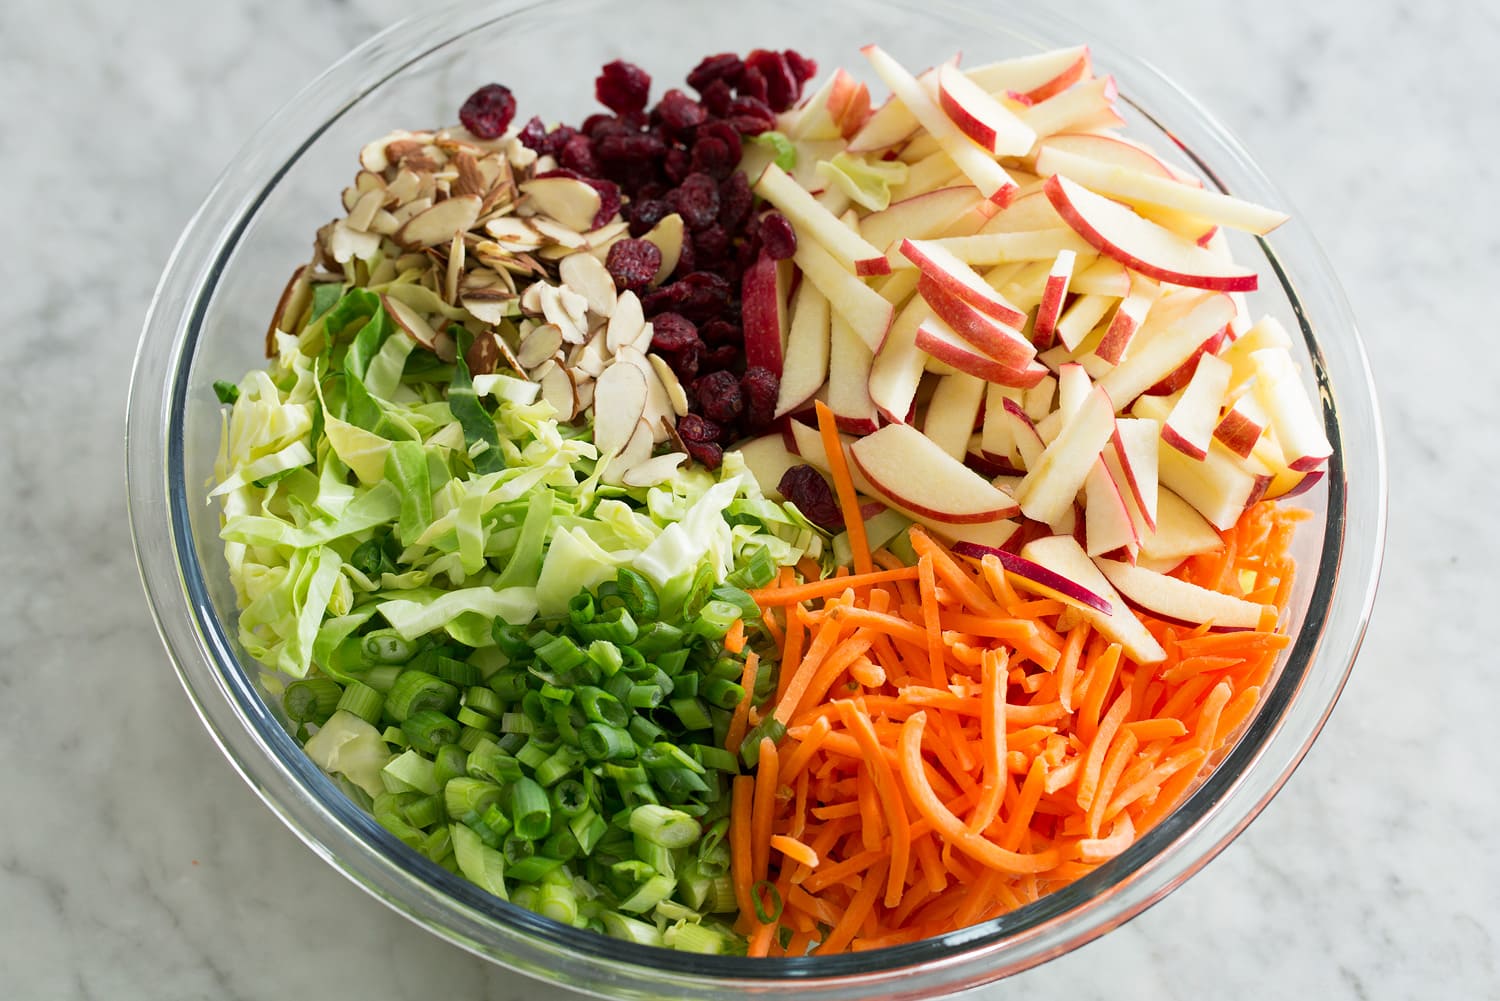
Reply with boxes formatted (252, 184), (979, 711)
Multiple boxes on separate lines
(1018, 535), (1167, 663)
(1109, 417), (1160, 533)
(1138, 487), (1224, 563)
(850, 423), (1020, 524)
(1147, 326), (1230, 397)
(978, 189), (1067, 234)
(900, 238), (1028, 327)
(1213, 395), (1268, 459)
(1015, 384), (1117, 524)
(1002, 397), (1047, 471)
(1094, 277), (1160, 364)
(794, 236), (894, 354)
(937, 60), (1037, 156)
(923, 372), (987, 459)
(1032, 249), (1076, 349)
(965, 46), (1092, 103)
(774, 279), (831, 418)
(828, 313), (881, 435)
(1036, 133), (1218, 244)
(950, 539), (1112, 614)
(741, 250), (788, 376)
(1099, 292), (1236, 408)
(1045, 174), (1259, 292)
(1056, 362), (1093, 421)
(917, 275), (1033, 367)
(755, 162), (890, 276)
(1020, 76), (1122, 139)
(1094, 557), (1266, 631)
(915, 316), (1049, 388)
(1084, 457), (1138, 556)
(733, 434), (804, 501)
(980, 383), (1022, 463)
(1162, 352), (1233, 460)
(1250, 348), (1332, 471)
(860, 186), (987, 256)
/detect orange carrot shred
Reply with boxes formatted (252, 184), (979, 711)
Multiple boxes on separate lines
(814, 400), (872, 576)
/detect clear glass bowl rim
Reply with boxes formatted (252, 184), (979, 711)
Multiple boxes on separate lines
(125, 1), (1387, 997)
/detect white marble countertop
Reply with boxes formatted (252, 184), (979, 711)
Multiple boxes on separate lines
(4, 0), (1494, 997)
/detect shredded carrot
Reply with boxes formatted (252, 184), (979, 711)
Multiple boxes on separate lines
(745, 501), (1305, 953)
(724, 650), (759, 755)
(814, 400), (872, 575)
(724, 617), (746, 654)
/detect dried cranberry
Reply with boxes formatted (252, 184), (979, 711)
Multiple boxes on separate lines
(458, 83), (517, 139)
(693, 370), (744, 423)
(694, 224), (731, 264)
(759, 211), (797, 260)
(582, 113), (622, 141)
(663, 147), (692, 184)
(676, 412), (723, 444)
(656, 88), (708, 133)
(690, 137), (734, 180)
(718, 171), (754, 231)
(650, 312), (700, 352)
(598, 130), (666, 163)
(745, 50), (798, 111)
(700, 319), (741, 346)
(684, 437), (724, 470)
(736, 66), (769, 104)
(627, 198), (670, 237)
(583, 177), (622, 229)
(741, 366), (780, 432)
(596, 60), (652, 114)
(704, 344), (741, 372)
(784, 50), (818, 87)
(673, 173), (721, 230)
(663, 339), (703, 381)
(671, 271), (732, 318)
(726, 95), (777, 135)
(605, 239), (663, 294)
(671, 231), (697, 278)
(700, 78), (734, 117)
(696, 120), (743, 165)
(517, 115), (550, 152)
(559, 134), (600, 177)
(687, 53), (745, 94)
(778, 466), (844, 531)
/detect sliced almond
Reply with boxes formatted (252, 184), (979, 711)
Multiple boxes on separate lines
(517, 323), (565, 369)
(603, 419), (656, 485)
(367, 209), (400, 236)
(461, 288), (516, 326)
(539, 285), (588, 344)
(520, 281), (548, 316)
(387, 168), (424, 204)
(559, 252), (617, 318)
(574, 376), (595, 412)
(629, 318), (654, 355)
(519, 177), (601, 232)
(394, 194), (481, 249)
(346, 188), (385, 233)
(432, 327), (457, 364)
(572, 329), (612, 378)
(615, 346), (674, 443)
(329, 220), (381, 263)
(539, 364), (579, 421)
(621, 452), (688, 488)
(592, 363), (649, 458)
(466, 330), (502, 375)
(648, 353), (690, 417)
(444, 233), (464, 305)
(265, 264), (311, 358)
(359, 130), (415, 173)
(484, 216), (543, 247)
(505, 136), (538, 171)
(660, 416), (687, 455)
(380, 293), (439, 352)
(584, 219), (631, 250)
(531, 217), (588, 249)
(606, 290), (646, 353)
(451, 151), (487, 199)
(391, 196), (434, 227)
(642, 213), (685, 286)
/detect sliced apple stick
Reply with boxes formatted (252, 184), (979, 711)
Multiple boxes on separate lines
(1213, 391), (1269, 459)
(887, 149), (965, 203)
(1046, 175), (1257, 292)
(1158, 433), (1268, 532)
(1022, 372), (1057, 421)
(1222, 314), (1294, 388)
(734, 433), (804, 500)
(741, 251), (791, 376)
(1055, 292), (1117, 352)
(755, 162), (891, 276)
(1094, 557), (1266, 630)
(863, 45), (1019, 206)
(1020, 76), (1123, 140)
(937, 61), (1037, 156)
(982, 382), (1023, 462)
(1250, 348), (1332, 471)
(1015, 384), (1117, 525)
(1070, 255), (1131, 297)
(1109, 417), (1161, 532)
(828, 313), (880, 434)
(1138, 487), (1222, 562)
(1019, 535), (1166, 663)
(899, 238), (1029, 326)
(845, 67), (937, 154)
(1001, 397), (1047, 470)
(1035, 134), (1217, 243)
(923, 372), (987, 459)
(1032, 249), (1076, 350)
(851, 423), (1020, 523)
(965, 46), (1092, 103)
(1085, 458), (1139, 556)
(860, 185), (986, 254)
(1098, 292), (1235, 407)
(891, 229), (1093, 269)
(994, 260), (1056, 311)
(917, 275), (1034, 366)
(774, 282), (832, 418)
(793, 237), (895, 354)
(977, 189), (1067, 233)
(867, 293), (936, 423)
(1035, 147), (1288, 235)
(915, 316), (1049, 389)
(1162, 352), (1232, 459)
(1093, 276), (1160, 364)
(1056, 362), (1093, 420)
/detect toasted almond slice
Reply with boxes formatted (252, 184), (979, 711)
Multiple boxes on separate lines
(574, 376), (595, 412)
(642, 213), (685, 286)
(532, 217), (588, 249)
(557, 286), (591, 328)
(465, 330), (502, 375)
(381, 293), (439, 352)
(559, 252), (618, 318)
(517, 323), (565, 369)
(615, 346), (674, 442)
(444, 233), (465, 306)
(367, 209), (400, 236)
(433, 327), (457, 363)
(593, 363), (649, 458)
(540, 285), (588, 344)
(394, 194), (481, 249)
(622, 452), (688, 488)
(648, 353), (690, 417)
(359, 130), (415, 173)
(387, 168), (423, 204)
(660, 416), (687, 455)
(584, 219), (631, 249)
(520, 281), (548, 316)
(519, 177), (601, 232)
(265, 264), (311, 357)
(603, 419), (657, 485)
(606, 291), (646, 353)
(450, 151), (487, 199)
(484, 216), (542, 244)
(346, 188), (385, 233)
(506, 137), (538, 171)
(539, 364), (579, 420)
(391, 196), (434, 227)
(629, 318), (654, 355)
(354, 169), (386, 195)
(329, 220), (381, 263)
(573, 329), (612, 378)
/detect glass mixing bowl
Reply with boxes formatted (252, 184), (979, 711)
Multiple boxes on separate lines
(126, 1), (1386, 996)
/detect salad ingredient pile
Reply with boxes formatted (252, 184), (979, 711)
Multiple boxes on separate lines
(213, 39), (1327, 956)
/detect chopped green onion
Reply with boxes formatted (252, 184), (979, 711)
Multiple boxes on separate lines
(535, 635), (587, 673)
(212, 379), (240, 404)
(569, 809), (608, 855)
(725, 545), (776, 589)
(455, 706), (497, 730)
(535, 745), (586, 787)
(434, 656), (481, 687)
(458, 725), (489, 752)
(567, 591), (596, 626)
(585, 640), (623, 677)
(670, 697), (713, 731)
(420, 825), (453, 865)
(534, 879), (579, 924)
(671, 672), (699, 698)
(615, 568), (660, 621)
(444, 776), (503, 820)
(488, 668), (528, 701)
(751, 880), (783, 923)
(433, 744), (469, 787)
(450, 823), (508, 900)
(382, 749), (439, 795)
(600, 911), (664, 947)
(683, 563), (716, 618)
(549, 778), (589, 818)
(579, 723), (636, 761)
(633, 622), (684, 658)
(710, 584), (761, 618)
(492, 622), (533, 659)
(543, 825), (580, 863)
(626, 684), (665, 710)
(702, 677), (746, 710)
(335, 680), (384, 724)
(502, 834), (534, 866)
(692, 745), (738, 773)
(506, 854), (565, 883)
(577, 686), (629, 728)
(629, 805), (703, 848)
(509, 777), (552, 840)
(628, 715), (664, 746)
(480, 803), (513, 840)
(283, 678), (342, 724)
(739, 716), (788, 768)
(360, 665), (404, 693)
(574, 606), (638, 645)
(401, 709), (460, 754)
(385, 670), (460, 723)
(538, 682), (574, 704)
(655, 649), (691, 677)
(694, 600), (743, 639)
(361, 629), (414, 664)
(664, 920), (737, 955)
(656, 767), (710, 799)
(402, 793), (444, 829)
(619, 873), (677, 914)
(464, 686), (504, 718)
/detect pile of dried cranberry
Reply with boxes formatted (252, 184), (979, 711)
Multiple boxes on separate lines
(463, 50), (817, 469)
